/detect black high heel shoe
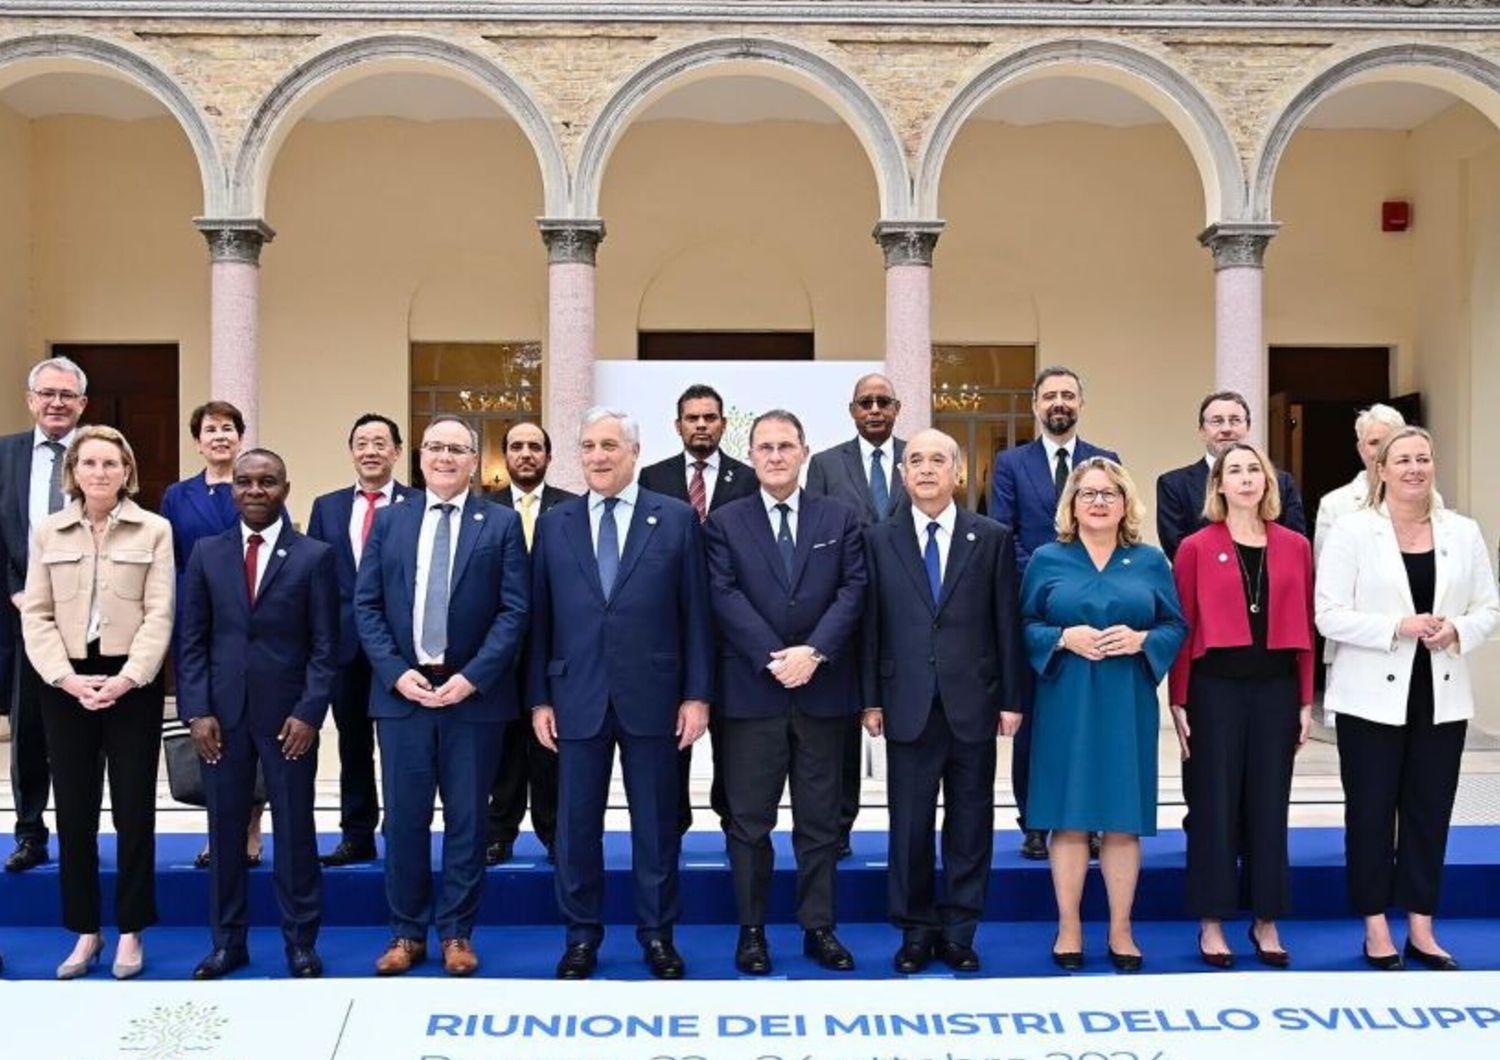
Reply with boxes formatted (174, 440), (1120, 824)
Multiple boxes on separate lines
(1362, 943), (1404, 971)
(1248, 923), (1290, 968)
(1403, 940), (1459, 971)
(1198, 929), (1233, 969)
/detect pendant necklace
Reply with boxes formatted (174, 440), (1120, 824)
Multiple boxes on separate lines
(1234, 539), (1266, 614)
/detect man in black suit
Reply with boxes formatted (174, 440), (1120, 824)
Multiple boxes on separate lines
(862, 428), (1026, 974)
(307, 413), (422, 866)
(639, 384), (757, 837)
(804, 372), (908, 858)
(703, 410), (867, 975)
(1155, 389), (1307, 562)
(0, 356), (89, 872)
(485, 422), (576, 865)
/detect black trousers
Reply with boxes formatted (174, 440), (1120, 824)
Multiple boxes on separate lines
(40, 650), (161, 934)
(721, 709), (845, 929)
(330, 653), (379, 843)
(1337, 695), (1465, 917)
(838, 713), (862, 839)
(887, 703), (996, 946)
(9, 636), (51, 845)
(1183, 672), (1300, 920)
(488, 715), (558, 848)
(677, 709), (728, 836)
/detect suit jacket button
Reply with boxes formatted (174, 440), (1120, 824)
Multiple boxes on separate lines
(928, 656), (936, 665)
(788, 599), (796, 607)
(931, 621), (939, 631)
(1444, 673), (1451, 681)
(1387, 674), (1396, 682)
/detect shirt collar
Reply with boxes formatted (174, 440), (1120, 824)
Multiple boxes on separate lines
(1203, 451), (1217, 471)
(1041, 433), (1075, 465)
(241, 518), (283, 551)
(425, 488), (467, 513)
(510, 482), (543, 505)
(857, 435), (894, 464)
(687, 450), (720, 473)
(762, 488), (799, 516)
(33, 426), (76, 450)
(590, 480), (639, 511)
(912, 501), (957, 537)
(356, 480), (395, 500)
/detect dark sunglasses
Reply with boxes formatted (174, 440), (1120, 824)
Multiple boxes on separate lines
(854, 395), (896, 410)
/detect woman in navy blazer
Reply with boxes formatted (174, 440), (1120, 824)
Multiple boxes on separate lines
(1169, 442), (1314, 969)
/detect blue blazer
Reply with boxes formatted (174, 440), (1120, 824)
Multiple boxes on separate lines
(989, 437), (1121, 572)
(176, 525), (339, 734)
(306, 482), (422, 665)
(355, 492), (529, 724)
(703, 492), (867, 720)
(527, 489), (713, 740)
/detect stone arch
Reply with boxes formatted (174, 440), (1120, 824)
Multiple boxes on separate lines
(916, 39), (1245, 227)
(232, 34), (568, 218)
(0, 33), (227, 215)
(1252, 43), (1500, 221)
(573, 36), (912, 221)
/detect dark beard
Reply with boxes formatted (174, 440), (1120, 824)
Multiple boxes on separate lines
(1044, 410), (1077, 436)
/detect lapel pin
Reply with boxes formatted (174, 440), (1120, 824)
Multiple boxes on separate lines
(1217, 552), (1229, 563)
(1122, 557), (1131, 566)
(724, 470), (734, 481)
(647, 515), (658, 526)
(966, 532), (976, 541)
(395, 494), (406, 504)
(474, 512), (484, 521)
(276, 549), (287, 558)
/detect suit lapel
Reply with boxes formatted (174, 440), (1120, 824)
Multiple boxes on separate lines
(395, 500), (422, 602)
(332, 488), (358, 572)
(1188, 461), (1209, 519)
(709, 455), (741, 509)
(889, 438), (908, 507)
(448, 494), (486, 588)
(1432, 514), (1454, 614)
(1024, 441), (1056, 511)
(936, 510), (979, 614)
(183, 472), (223, 534)
(562, 502), (607, 603)
(840, 440), (876, 521)
(788, 493), (821, 590)
(1373, 515), (1417, 613)
(8, 438), (29, 535)
(252, 528), (292, 606)
(610, 495), (660, 599)
(747, 498), (791, 591)
(890, 518), (936, 614)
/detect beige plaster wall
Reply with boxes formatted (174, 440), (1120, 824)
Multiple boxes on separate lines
(0, 102), (30, 434)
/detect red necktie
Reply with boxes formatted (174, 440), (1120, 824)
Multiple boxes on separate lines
(359, 490), (384, 549)
(688, 461), (707, 523)
(245, 533), (264, 605)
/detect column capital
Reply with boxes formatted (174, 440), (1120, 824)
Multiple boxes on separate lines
(195, 218), (276, 265)
(872, 220), (944, 268)
(538, 218), (606, 266)
(1198, 222), (1280, 271)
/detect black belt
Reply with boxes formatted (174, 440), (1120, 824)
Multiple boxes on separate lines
(418, 664), (453, 684)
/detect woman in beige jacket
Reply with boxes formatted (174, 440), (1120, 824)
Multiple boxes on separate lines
(22, 425), (174, 980)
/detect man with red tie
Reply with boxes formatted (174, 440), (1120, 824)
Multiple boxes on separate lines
(307, 414), (422, 866)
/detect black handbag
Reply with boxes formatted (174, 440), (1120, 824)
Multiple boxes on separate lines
(162, 719), (267, 807)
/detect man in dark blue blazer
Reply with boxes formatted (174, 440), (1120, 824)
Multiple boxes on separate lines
(306, 412), (421, 867)
(178, 449), (338, 980)
(989, 365), (1119, 860)
(866, 428), (1027, 974)
(355, 415), (529, 978)
(529, 407), (713, 981)
(703, 410), (867, 976)
(1155, 389), (1307, 562)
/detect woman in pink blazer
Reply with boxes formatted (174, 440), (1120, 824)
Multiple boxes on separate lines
(1169, 442), (1315, 969)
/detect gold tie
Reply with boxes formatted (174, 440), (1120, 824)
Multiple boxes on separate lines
(520, 492), (538, 550)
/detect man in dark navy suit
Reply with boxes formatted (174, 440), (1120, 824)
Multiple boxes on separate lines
(485, 422), (575, 865)
(989, 365), (1119, 860)
(356, 415), (529, 978)
(639, 383), (757, 838)
(529, 407), (713, 981)
(866, 428), (1027, 974)
(178, 449), (338, 980)
(1155, 389), (1307, 562)
(704, 410), (867, 975)
(306, 412), (421, 867)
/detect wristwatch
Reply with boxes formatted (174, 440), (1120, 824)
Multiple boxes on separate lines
(1056, 630), (1067, 650)
(810, 649), (828, 664)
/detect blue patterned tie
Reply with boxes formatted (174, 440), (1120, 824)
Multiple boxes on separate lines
(597, 496), (620, 599)
(775, 502), (795, 579)
(420, 502), (455, 658)
(870, 448), (889, 520)
(924, 521), (942, 605)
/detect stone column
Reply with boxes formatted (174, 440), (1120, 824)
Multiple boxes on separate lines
(539, 218), (605, 494)
(195, 218), (274, 446)
(1199, 222), (1279, 447)
(873, 220), (944, 434)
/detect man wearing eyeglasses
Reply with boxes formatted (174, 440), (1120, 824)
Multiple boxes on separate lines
(0, 356), (90, 873)
(1155, 390), (1306, 563)
(355, 416), (529, 978)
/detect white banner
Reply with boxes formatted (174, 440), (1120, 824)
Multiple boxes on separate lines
(4, 972), (1498, 1060)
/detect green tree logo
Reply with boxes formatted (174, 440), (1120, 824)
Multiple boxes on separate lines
(120, 1001), (227, 1059)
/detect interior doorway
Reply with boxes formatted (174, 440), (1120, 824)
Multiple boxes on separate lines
(637, 331), (814, 361)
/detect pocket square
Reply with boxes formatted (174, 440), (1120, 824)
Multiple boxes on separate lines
(811, 538), (838, 549)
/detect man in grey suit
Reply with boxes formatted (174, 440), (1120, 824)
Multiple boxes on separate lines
(804, 372), (907, 857)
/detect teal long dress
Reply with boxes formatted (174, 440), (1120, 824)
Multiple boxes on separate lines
(1020, 540), (1187, 836)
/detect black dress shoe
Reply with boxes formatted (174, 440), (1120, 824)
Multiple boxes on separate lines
(1088, 831), (1103, 861)
(735, 925), (771, 975)
(1109, 947), (1144, 973)
(643, 939), (685, 980)
(4, 840), (49, 873)
(1198, 930), (1234, 969)
(193, 947), (249, 980)
(485, 840), (514, 867)
(1404, 940), (1459, 971)
(1020, 829), (1048, 861)
(1363, 943), (1404, 971)
(893, 938), (933, 974)
(555, 942), (597, 980)
(1248, 923), (1289, 968)
(286, 946), (323, 978)
(320, 838), (377, 867)
(803, 928), (854, 971)
(936, 940), (981, 972)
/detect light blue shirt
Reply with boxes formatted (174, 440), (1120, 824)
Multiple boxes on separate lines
(29, 426), (76, 541)
(588, 480), (638, 557)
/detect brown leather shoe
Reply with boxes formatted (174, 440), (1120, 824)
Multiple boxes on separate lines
(442, 937), (479, 977)
(374, 937), (426, 976)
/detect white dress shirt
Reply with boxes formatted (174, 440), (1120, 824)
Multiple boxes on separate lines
(413, 490), (466, 665)
(348, 479), (395, 569)
(762, 487), (799, 542)
(29, 426), (76, 541)
(1040, 433), (1076, 478)
(240, 517), (284, 599)
(857, 435), (896, 487)
(911, 501), (957, 581)
(588, 481), (638, 556)
(684, 450), (721, 511)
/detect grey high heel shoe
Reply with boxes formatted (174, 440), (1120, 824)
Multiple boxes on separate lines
(56, 933), (104, 980)
(112, 934), (145, 980)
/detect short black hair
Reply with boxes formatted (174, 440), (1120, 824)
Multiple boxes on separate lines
(234, 447), (286, 479)
(1033, 366), (1082, 397)
(189, 400), (245, 439)
(503, 421), (552, 456)
(676, 384), (724, 419)
(750, 409), (806, 446)
(1197, 390), (1251, 427)
(348, 412), (403, 449)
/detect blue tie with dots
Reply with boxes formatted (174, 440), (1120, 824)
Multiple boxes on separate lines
(420, 502), (455, 658)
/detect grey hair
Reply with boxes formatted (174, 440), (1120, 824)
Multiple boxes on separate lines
(904, 427), (961, 466)
(424, 414), (480, 453)
(579, 406), (640, 446)
(28, 356), (88, 394)
(1354, 402), (1406, 442)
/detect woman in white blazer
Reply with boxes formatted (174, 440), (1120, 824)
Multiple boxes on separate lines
(1316, 426), (1498, 972)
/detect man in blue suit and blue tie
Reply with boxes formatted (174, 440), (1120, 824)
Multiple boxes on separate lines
(989, 366), (1119, 860)
(356, 415), (529, 978)
(178, 449), (338, 980)
(529, 407), (713, 981)
(703, 410), (867, 976)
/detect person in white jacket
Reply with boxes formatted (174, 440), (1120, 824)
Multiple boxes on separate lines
(1316, 426), (1498, 972)
(1313, 403), (1406, 563)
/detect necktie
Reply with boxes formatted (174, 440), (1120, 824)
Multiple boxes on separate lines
(870, 448), (889, 519)
(420, 503), (456, 659)
(924, 521), (942, 605)
(775, 502), (795, 579)
(1054, 447), (1070, 499)
(597, 496), (620, 600)
(358, 490), (383, 552)
(688, 461), (708, 523)
(244, 532), (264, 605)
(519, 492), (538, 551)
(45, 440), (65, 514)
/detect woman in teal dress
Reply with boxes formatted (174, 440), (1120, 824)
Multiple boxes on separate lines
(1021, 456), (1186, 973)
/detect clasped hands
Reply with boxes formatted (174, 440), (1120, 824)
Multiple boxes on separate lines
(766, 644), (821, 689)
(188, 715), (315, 764)
(59, 672), (135, 711)
(395, 668), (477, 709)
(530, 699), (709, 752)
(1399, 613), (1458, 652)
(1062, 624), (1147, 661)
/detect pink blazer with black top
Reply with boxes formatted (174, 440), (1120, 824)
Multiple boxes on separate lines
(1168, 520), (1316, 707)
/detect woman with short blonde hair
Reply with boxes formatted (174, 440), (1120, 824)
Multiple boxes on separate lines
(1054, 456), (1146, 546)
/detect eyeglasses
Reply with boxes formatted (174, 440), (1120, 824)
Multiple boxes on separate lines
(1204, 416), (1247, 429)
(752, 441), (801, 457)
(854, 395), (896, 410)
(31, 388), (83, 404)
(1077, 488), (1122, 505)
(420, 442), (475, 457)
